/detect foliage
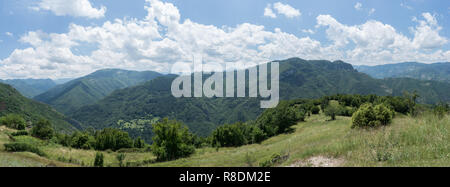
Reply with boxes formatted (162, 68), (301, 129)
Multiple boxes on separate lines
(94, 152), (104, 167)
(258, 153), (288, 167)
(0, 114), (26, 130)
(151, 118), (195, 161)
(11, 130), (29, 136)
(256, 101), (300, 138)
(211, 122), (249, 147)
(4, 142), (46, 156)
(94, 128), (133, 151)
(352, 103), (395, 128)
(116, 153), (126, 167)
(324, 101), (344, 120)
(31, 119), (54, 140)
(311, 105), (320, 114)
(433, 103), (449, 119)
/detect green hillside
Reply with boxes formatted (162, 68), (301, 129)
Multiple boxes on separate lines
(70, 58), (450, 141)
(1, 113), (447, 167)
(34, 69), (163, 114)
(355, 62), (450, 83)
(0, 83), (78, 132)
(0, 79), (56, 98)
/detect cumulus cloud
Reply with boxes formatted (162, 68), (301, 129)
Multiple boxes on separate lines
(31, 0), (106, 19)
(264, 4), (277, 18)
(273, 2), (301, 18)
(316, 13), (449, 65)
(0, 0), (448, 79)
(5, 32), (13, 37)
(355, 2), (362, 10)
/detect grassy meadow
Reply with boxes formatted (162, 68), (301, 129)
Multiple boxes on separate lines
(0, 113), (448, 167)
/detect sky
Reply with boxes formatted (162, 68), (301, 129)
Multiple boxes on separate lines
(0, 0), (449, 79)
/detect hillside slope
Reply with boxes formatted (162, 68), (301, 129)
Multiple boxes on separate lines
(0, 79), (56, 98)
(355, 62), (450, 83)
(34, 69), (163, 114)
(0, 83), (79, 132)
(70, 58), (450, 140)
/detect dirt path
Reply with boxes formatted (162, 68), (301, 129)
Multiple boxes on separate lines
(289, 156), (344, 167)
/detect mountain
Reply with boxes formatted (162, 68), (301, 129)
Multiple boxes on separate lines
(70, 58), (450, 141)
(0, 79), (56, 98)
(355, 62), (450, 83)
(0, 83), (79, 132)
(34, 69), (163, 114)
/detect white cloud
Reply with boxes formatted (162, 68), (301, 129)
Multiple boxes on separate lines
(32, 0), (106, 19)
(5, 32), (13, 37)
(316, 13), (449, 65)
(273, 2), (301, 18)
(302, 29), (315, 34)
(369, 8), (376, 16)
(0, 1), (448, 79)
(264, 4), (277, 18)
(400, 3), (413, 10)
(355, 2), (362, 10)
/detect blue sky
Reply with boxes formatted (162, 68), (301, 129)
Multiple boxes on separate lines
(0, 0), (449, 79)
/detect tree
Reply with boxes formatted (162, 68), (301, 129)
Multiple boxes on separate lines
(255, 101), (299, 138)
(151, 118), (195, 161)
(324, 101), (343, 120)
(403, 91), (420, 117)
(116, 153), (126, 167)
(31, 119), (54, 140)
(134, 137), (146, 149)
(94, 128), (133, 151)
(94, 152), (104, 167)
(0, 114), (26, 130)
(211, 122), (248, 147)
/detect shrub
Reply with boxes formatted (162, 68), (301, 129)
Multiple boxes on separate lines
(151, 118), (195, 161)
(211, 122), (248, 147)
(94, 152), (104, 167)
(71, 132), (95, 150)
(11, 130), (29, 136)
(94, 128), (133, 151)
(31, 119), (54, 140)
(0, 114), (26, 130)
(256, 101), (299, 137)
(311, 106), (320, 114)
(4, 142), (46, 156)
(258, 153), (288, 167)
(116, 153), (126, 167)
(352, 103), (395, 128)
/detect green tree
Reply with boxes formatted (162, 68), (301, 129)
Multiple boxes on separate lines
(94, 128), (133, 151)
(151, 118), (195, 161)
(134, 137), (145, 149)
(0, 114), (26, 130)
(324, 101), (344, 120)
(31, 119), (54, 140)
(116, 153), (126, 167)
(94, 152), (104, 167)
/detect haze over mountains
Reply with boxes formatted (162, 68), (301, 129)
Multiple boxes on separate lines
(355, 62), (450, 83)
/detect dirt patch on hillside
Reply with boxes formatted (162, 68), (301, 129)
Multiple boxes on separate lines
(289, 156), (344, 167)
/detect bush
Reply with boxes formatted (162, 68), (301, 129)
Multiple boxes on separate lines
(94, 152), (104, 167)
(4, 142), (46, 156)
(31, 119), (54, 140)
(0, 114), (26, 130)
(258, 153), (288, 167)
(211, 122), (249, 147)
(352, 103), (395, 128)
(256, 101), (299, 138)
(71, 132), (95, 150)
(151, 118), (195, 161)
(311, 106), (320, 114)
(11, 130), (29, 136)
(94, 128), (133, 151)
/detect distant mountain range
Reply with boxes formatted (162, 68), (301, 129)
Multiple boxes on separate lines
(0, 83), (79, 132)
(68, 58), (450, 141)
(34, 69), (163, 114)
(354, 62), (450, 83)
(0, 79), (57, 98)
